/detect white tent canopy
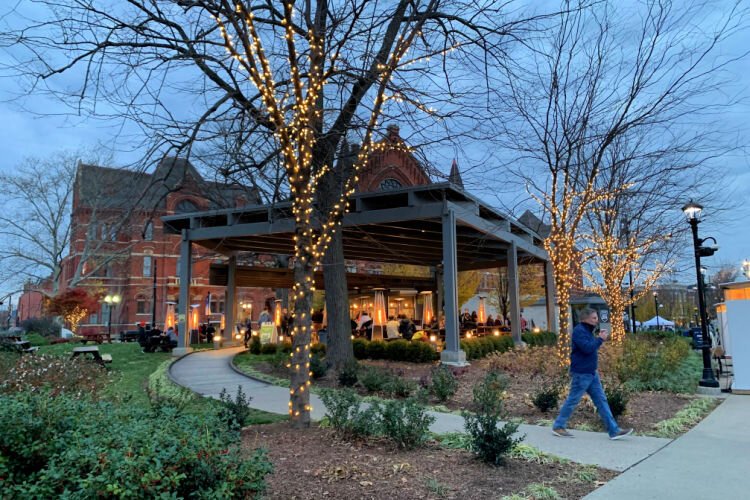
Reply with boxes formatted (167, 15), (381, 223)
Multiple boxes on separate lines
(642, 315), (674, 327)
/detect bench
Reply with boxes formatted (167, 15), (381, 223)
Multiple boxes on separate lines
(71, 346), (110, 366)
(80, 332), (111, 345)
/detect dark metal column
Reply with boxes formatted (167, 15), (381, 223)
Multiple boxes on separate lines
(440, 208), (466, 365)
(508, 242), (522, 345)
(225, 254), (237, 343)
(175, 229), (192, 355)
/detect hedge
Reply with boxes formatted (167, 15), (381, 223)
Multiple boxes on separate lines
(352, 338), (438, 363)
(460, 335), (514, 360)
(521, 330), (557, 347)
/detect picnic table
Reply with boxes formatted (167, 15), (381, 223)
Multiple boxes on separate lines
(80, 332), (112, 344)
(71, 346), (112, 366)
(0, 338), (38, 354)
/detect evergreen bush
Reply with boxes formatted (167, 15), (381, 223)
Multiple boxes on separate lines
(260, 342), (279, 355)
(338, 359), (359, 387)
(463, 372), (523, 465)
(380, 398), (435, 449)
(0, 392), (272, 497)
(430, 365), (458, 402)
(310, 353), (328, 379)
(218, 385), (254, 429)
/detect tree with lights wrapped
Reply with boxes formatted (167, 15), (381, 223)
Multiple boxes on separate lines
(490, 0), (744, 365)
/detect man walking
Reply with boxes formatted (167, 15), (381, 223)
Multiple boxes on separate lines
(552, 308), (633, 440)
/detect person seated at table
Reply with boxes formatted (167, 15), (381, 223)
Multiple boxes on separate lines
(411, 329), (429, 342)
(398, 315), (416, 341)
(494, 317), (504, 327)
(350, 317), (358, 333)
(471, 311), (478, 323)
(357, 311), (372, 331)
(460, 309), (472, 325)
(165, 326), (178, 349)
(485, 314), (494, 327)
(385, 315), (401, 339)
(206, 322), (216, 340)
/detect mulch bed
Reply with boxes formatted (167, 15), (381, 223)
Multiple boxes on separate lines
(247, 355), (698, 434)
(243, 422), (618, 500)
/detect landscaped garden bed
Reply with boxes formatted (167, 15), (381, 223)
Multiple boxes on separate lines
(244, 418), (617, 499)
(234, 332), (718, 437)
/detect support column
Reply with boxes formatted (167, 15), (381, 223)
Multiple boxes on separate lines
(508, 242), (523, 345)
(225, 254), (237, 344)
(545, 261), (559, 333)
(440, 209), (467, 365)
(174, 229), (193, 356)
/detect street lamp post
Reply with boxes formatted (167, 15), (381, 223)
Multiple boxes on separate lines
(103, 294), (121, 339)
(653, 292), (660, 329)
(682, 200), (719, 388)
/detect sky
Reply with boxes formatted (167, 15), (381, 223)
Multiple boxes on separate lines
(0, 1), (749, 300)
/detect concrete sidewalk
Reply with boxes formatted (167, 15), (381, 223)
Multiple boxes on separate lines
(585, 394), (749, 499)
(170, 347), (670, 472)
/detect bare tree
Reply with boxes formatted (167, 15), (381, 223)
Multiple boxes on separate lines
(490, 0), (746, 364)
(4, 1), (561, 426)
(0, 151), (142, 296)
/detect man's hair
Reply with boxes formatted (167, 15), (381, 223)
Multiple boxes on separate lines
(579, 307), (598, 321)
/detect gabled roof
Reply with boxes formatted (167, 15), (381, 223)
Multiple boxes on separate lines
(518, 210), (551, 238)
(75, 157), (260, 211)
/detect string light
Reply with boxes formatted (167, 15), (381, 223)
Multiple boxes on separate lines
(215, 1), (430, 425)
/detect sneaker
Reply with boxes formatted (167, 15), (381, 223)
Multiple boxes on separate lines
(610, 428), (634, 440)
(552, 427), (573, 438)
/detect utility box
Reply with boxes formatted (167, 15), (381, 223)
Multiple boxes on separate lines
(719, 281), (750, 394)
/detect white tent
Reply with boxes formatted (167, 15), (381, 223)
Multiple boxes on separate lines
(642, 316), (674, 327)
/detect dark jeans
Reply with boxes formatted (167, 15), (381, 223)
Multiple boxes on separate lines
(554, 371), (620, 436)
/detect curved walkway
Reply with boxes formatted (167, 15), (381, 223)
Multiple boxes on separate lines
(171, 347), (670, 471)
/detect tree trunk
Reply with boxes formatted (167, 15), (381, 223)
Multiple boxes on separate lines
(555, 283), (571, 367)
(289, 235), (314, 428)
(323, 229), (354, 369)
(609, 302), (627, 344)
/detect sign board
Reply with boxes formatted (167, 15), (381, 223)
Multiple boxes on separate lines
(599, 309), (610, 323)
(259, 322), (277, 344)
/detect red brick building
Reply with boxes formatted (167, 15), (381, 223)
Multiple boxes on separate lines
(19, 126), (445, 334)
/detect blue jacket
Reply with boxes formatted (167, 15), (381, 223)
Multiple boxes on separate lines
(570, 322), (603, 374)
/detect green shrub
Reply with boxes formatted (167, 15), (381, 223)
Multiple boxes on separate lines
(319, 389), (433, 448)
(319, 388), (380, 438)
(359, 366), (390, 392)
(20, 317), (60, 337)
(522, 331), (558, 346)
(311, 343), (327, 356)
(613, 337), (695, 392)
(385, 339), (409, 361)
(260, 342), (279, 355)
(338, 359), (359, 387)
(25, 332), (50, 346)
(604, 385), (629, 419)
(380, 398), (435, 449)
(384, 375), (417, 398)
(0, 392), (272, 497)
(249, 335), (262, 354)
(310, 353), (328, 379)
(464, 372), (523, 465)
(279, 341), (293, 353)
(218, 385), (254, 429)
(532, 386), (560, 413)
(352, 338), (369, 358)
(368, 340), (387, 360)
(430, 365), (458, 402)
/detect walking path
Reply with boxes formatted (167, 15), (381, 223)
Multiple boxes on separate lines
(170, 347), (670, 471)
(585, 393), (750, 499)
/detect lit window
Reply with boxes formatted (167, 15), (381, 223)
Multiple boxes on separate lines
(143, 256), (152, 277)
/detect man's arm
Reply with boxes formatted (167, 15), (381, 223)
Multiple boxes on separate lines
(572, 327), (604, 354)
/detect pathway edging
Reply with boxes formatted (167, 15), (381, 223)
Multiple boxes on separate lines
(170, 347), (671, 472)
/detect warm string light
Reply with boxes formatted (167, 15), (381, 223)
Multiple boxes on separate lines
(215, 3), (430, 424)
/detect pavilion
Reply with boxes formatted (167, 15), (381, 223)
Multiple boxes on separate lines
(162, 182), (555, 365)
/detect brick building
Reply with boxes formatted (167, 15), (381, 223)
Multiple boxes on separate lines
(18, 126), (445, 334)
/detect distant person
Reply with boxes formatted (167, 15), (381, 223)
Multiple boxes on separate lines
(552, 308), (633, 440)
(357, 311), (372, 331)
(258, 306), (272, 324)
(165, 326), (178, 349)
(386, 315), (401, 339)
(485, 314), (494, 326)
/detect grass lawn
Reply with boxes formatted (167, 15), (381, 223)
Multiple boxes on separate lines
(35, 342), (286, 424)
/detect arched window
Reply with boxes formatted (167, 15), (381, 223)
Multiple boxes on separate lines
(144, 222), (153, 241)
(379, 178), (402, 191)
(175, 199), (200, 213)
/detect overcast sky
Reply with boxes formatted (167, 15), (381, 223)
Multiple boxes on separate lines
(0, 1), (749, 298)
